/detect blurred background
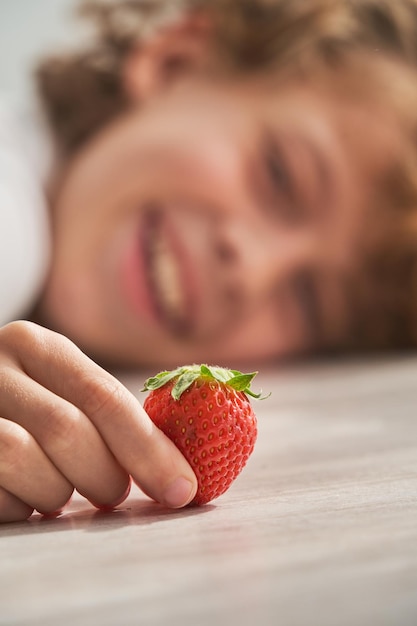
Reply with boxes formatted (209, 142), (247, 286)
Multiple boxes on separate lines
(0, 0), (80, 102)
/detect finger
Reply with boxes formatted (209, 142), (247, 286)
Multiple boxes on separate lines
(0, 486), (34, 523)
(1, 364), (130, 509)
(0, 417), (73, 515)
(2, 322), (197, 508)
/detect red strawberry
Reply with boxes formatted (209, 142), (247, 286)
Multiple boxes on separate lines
(142, 364), (262, 505)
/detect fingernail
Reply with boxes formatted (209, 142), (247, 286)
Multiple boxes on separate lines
(163, 477), (196, 508)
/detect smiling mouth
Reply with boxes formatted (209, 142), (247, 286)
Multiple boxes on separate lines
(143, 208), (194, 336)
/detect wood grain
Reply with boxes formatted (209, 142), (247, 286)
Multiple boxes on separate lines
(1, 356), (417, 626)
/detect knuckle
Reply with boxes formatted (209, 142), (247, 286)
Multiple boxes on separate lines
(0, 321), (70, 366)
(41, 401), (82, 455)
(0, 420), (31, 475)
(0, 419), (74, 518)
(0, 320), (41, 350)
(81, 375), (126, 422)
(0, 321), (77, 361)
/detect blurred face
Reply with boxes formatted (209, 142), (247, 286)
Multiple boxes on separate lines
(39, 70), (398, 367)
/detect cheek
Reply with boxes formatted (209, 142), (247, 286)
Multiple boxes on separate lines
(207, 304), (307, 363)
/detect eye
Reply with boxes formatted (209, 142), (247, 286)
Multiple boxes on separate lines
(264, 139), (294, 199)
(261, 133), (303, 223)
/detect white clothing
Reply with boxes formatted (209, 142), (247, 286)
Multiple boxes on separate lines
(0, 97), (52, 325)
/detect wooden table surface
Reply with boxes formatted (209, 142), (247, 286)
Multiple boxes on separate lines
(1, 356), (417, 626)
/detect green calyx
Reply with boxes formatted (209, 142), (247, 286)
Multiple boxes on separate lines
(142, 364), (267, 401)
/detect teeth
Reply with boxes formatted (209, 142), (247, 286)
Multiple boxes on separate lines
(150, 227), (187, 322)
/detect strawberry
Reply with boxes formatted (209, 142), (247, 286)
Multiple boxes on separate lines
(142, 364), (262, 505)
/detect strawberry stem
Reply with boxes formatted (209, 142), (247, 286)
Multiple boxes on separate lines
(142, 364), (269, 401)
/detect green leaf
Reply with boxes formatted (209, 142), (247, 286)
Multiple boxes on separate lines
(141, 367), (183, 391)
(227, 372), (257, 391)
(142, 364), (269, 401)
(172, 370), (201, 400)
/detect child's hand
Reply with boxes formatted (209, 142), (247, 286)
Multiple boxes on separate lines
(0, 321), (197, 523)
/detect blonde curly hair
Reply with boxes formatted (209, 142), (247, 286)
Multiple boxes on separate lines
(36, 0), (417, 353)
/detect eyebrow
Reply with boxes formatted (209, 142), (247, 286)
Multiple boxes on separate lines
(269, 127), (335, 222)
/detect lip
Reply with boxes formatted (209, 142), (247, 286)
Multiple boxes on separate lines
(119, 213), (156, 326)
(119, 206), (196, 335)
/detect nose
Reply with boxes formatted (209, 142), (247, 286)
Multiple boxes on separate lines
(215, 218), (312, 307)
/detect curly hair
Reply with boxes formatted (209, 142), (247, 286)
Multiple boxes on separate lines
(36, 0), (200, 153)
(36, 0), (417, 151)
(36, 0), (417, 353)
